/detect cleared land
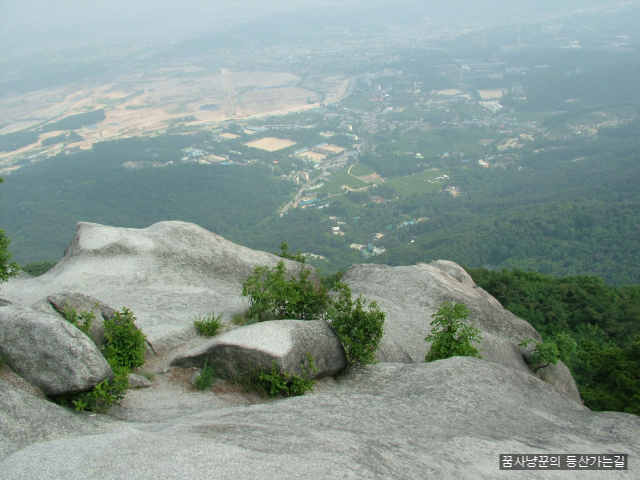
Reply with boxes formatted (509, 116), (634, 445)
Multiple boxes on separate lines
(0, 67), (348, 167)
(219, 133), (240, 139)
(245, 137), (297, 152)
(319, 144), (345, 154)
(477, 89), (505, 100)
(298, 151), (326, 162)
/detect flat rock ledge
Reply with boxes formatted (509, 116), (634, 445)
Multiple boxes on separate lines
(1, 357), (638, 480)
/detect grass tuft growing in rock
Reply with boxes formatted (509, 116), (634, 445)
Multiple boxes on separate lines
(193, 311), (225, 337)
(194, 360), (216, 391)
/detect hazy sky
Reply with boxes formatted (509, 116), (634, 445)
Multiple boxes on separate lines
(1, 0), (636, 59)
(0, 1), (339, 57)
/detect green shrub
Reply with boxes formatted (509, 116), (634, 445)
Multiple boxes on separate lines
(193, 311), (225, 337)
(240, 259), (386, 370)
(194, 360), (216, 391)
(62, 305), (95, 337)
(327, 283), (385, 368)
(425, 302), (483, 362)
(53, 307), (147, 413)
(276, 241), (306, 263)
(63, 366), (130, 414)
(103, 307), (147, 370)
(519, 333), (577, 372)
(241, 261), (327, 321)
(255, 353), (318, 397)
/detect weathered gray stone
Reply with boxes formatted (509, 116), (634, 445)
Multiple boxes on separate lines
(0, 221), (309, 355)
(172, 320), (347, 380)
(45, 292), (116, 348)
(1, 358), (638, 479)
(127, 373), (152, 389)
(341, 263), (581, 402)
(0, 304), (113, 396)
(429, 259), (476, 287)
(0, 379), (112, 461)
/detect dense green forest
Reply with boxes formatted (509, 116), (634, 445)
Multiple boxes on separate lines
(3, 129), (640, 285)
(468, 268), (640, 415)
(1, 134), (294, 262)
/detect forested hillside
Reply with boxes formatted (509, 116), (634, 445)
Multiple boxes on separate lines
(468, 268), (640, 414)
(1, 134), (294, 262)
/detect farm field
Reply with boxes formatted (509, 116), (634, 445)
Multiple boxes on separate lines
(349, 163), (376, 176)
(317, 167), (370, 194)
(387, 127), (501, 158)
(385, 170), (442, 196)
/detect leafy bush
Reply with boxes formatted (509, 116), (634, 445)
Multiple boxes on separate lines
(276, 241), (306, 263)
(241, 259), (386, 369)
(0, 178), (19, 282)
(519, 333), (577, 372)
(193, 311), (225, 337)
(194, 360), (216, 391)
(255, 353), (318, 397)
(425, 302), (483, 362)
(326, 283), (385, 368)
(103, 307), (147, 370)
(241, 261), (327, 321)
(52, 306), (146, 413)
(70, 366), (130, 413)
(62, 305), (95, 337)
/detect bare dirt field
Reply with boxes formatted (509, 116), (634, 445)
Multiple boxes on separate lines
(298, 151), (327, 162)
(0, 66), (349, 168)
(319, 144), (345, 154)
(245, 137), (297, 152)
(436, 89), (464, 96)
(477, 89), (505, 100)
(219, 133), (240, 139)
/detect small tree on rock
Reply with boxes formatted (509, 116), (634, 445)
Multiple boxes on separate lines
(425, 302), (483, 362)
(519, 333), (577, 372)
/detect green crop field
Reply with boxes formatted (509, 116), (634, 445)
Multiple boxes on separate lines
(317, 167), (370, 194)
(385, 170), (442, 196)
(349, 163), (376, 177)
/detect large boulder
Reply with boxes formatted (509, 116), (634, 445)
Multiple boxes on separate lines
(0, 221), (308, 355)
(172, 320), (347, 380)
(341, 263), (581, 401)
(33, 292), (118, 348)
(1, 357), (638, 479)
(0, 304), (113, 396)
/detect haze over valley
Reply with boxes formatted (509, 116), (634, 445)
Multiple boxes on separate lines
(1, 0), (639, 286)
